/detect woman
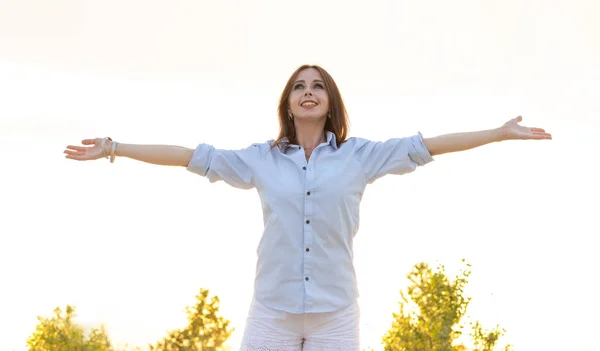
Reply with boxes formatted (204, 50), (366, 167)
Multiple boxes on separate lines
(64, 64), (551, 351)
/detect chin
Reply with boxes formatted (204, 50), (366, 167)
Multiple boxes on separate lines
(297, 116), (326, 123)
(296, 112), (326, 121)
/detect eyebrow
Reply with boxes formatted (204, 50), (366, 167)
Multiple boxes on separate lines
(293, 79), (325, 84)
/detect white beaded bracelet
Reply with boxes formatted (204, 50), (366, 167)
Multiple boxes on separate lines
(100, 137), (113, 159)
(110, 141), (117, 163)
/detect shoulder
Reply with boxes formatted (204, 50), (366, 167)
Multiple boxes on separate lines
(244, 139), (276, 157)
(339, 136), (373, 151)
(249, 140), (272, 149)
(342, 134), (425, 150)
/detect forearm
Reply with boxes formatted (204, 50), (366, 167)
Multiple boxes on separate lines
(105, 141), (195, 167)
(423, 128), (505, 156)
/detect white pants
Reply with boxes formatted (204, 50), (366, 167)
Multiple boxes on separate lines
(239, 299), (361, 351)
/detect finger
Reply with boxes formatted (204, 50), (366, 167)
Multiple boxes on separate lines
(65, 154), (87, 160)
(66, 145), (86, 152)
(530, 128), (546, 132)
(531, 133), (552, 139)
(82, 139), (97, 145)
(515, 116), (523, 122)
(64, 149), (90, 155)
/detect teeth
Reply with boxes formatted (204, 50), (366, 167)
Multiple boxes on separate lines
(302, 102), (317, 106)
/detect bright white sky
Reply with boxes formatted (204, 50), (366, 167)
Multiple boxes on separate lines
(1, 1), (599, 350)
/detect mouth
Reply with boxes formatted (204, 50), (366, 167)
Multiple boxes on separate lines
(301, 100), (318, 107)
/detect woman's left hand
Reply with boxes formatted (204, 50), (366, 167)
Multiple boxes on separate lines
(500, 116), (552, 141)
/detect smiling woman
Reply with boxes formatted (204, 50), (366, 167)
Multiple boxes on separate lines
(272, 64), (349, 162)
(63, 64), (551, 351)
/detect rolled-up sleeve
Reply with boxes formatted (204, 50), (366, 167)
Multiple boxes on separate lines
(186, 143), (260, 189)
(356, 132), (434, 184)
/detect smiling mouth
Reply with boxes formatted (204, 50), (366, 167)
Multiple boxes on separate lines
(301, 101), (318, 107)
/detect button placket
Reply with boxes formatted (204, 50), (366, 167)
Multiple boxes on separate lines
(302, 150), (315, 289)
(302, 143), (328, 311)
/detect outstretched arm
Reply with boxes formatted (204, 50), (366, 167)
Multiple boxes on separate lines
(64, 138), (194, 167)
(423, 116), (552, 156)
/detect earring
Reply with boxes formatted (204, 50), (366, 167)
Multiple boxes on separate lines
(327, 112), (331, 119)
(288, 112), (293, 120)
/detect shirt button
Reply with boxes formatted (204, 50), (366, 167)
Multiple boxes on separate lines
(306, 248), (310, 252)
(302, 166), (306, 170)
(306, 191), (311, 196)
(305, 277), (309, 281)
(306, 220), (310, 224)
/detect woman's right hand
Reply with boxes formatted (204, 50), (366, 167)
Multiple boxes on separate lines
(64, 138), (111, 161)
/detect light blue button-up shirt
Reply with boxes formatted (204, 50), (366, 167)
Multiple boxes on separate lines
(186, 131), (433, 314)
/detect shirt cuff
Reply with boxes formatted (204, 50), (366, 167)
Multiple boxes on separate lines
(409, 132), (434, 166)
(186, 143), (214, 176)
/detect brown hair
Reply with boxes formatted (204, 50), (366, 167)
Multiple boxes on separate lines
(272, 65), (349, 150)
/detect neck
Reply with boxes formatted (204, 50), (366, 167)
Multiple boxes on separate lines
(294, 119), (327, 150)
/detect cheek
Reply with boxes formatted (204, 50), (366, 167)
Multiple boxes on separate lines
(288, 92), (301, 105)
(320, 95), (330, 108)
(286, 98), (295, 111)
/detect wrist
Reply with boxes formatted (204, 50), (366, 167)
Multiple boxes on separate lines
(493, 127), (508, 142)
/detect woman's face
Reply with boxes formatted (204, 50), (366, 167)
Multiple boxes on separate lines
(287, 68), (330, 123)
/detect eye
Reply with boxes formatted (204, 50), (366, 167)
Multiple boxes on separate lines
(314, 83), (324, 89)
(293, 83), (305, 90)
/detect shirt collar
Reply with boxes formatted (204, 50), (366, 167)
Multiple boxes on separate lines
(280, 131), (338, 151)
(325, 130), (338, 149)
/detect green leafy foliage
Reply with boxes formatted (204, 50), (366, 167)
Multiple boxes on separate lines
(26, 305), (117, 351)
(382, 261), (511, 351)
(25, 288), (232, 351)
(471, 321), (513, 351)
(149, 288), (233, 351)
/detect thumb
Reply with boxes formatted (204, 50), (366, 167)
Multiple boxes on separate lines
(515, 115), (523, 123)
